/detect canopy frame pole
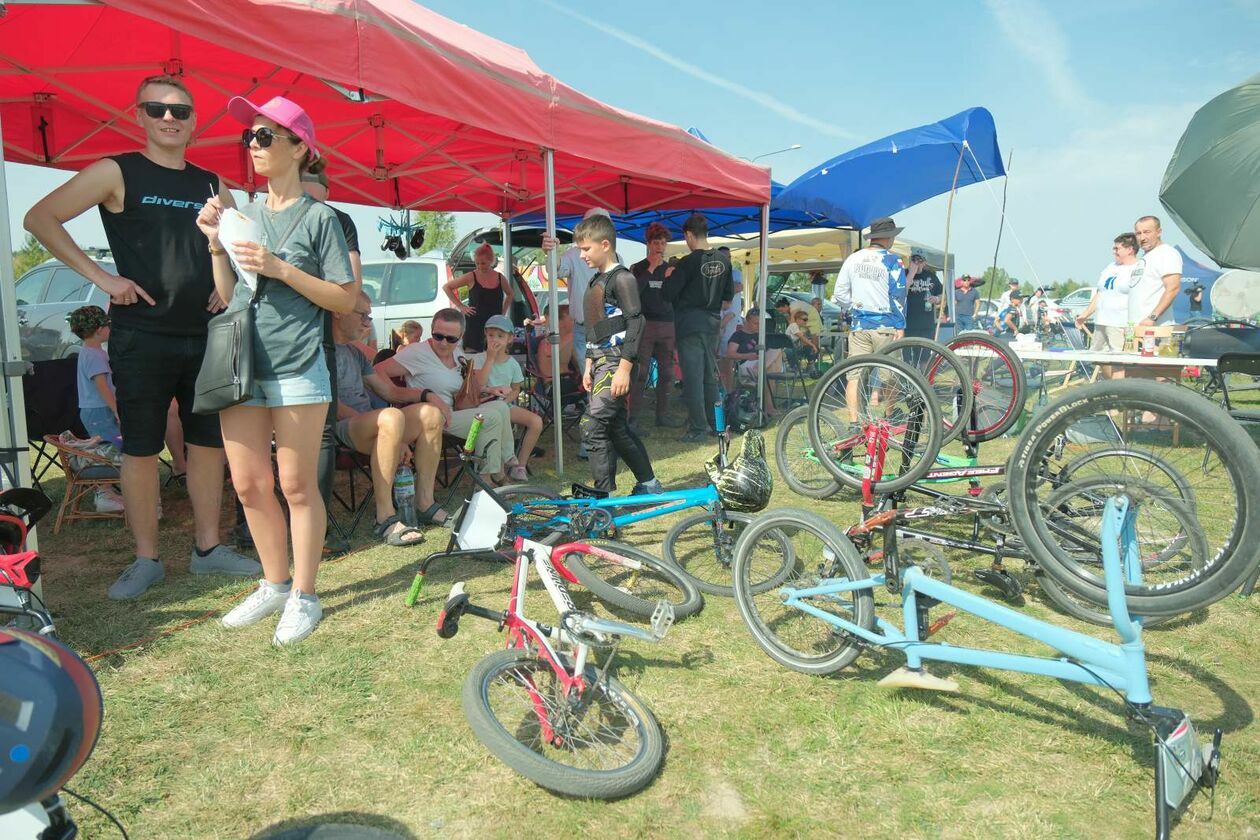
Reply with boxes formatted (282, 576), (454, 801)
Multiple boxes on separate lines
(756, 203), (770, 419)
(0, 103), (35, 538)
(542, 147), (564, 476)
(501, 211), (513, 321)
(934, 142), (967, 342)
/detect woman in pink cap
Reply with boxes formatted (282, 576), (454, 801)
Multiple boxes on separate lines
(196, 96), (356, 646)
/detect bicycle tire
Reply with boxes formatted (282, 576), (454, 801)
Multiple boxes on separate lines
(1060, 447), (1196, 507)
(732, 508), (875, 675)
(497, 484), (566, 545)
(774, 405), (842, 500)
(1036, 571), (1170, 629)
(561, 539), (703, 619)
(945, 333), (1027, 443)
(807, 354), (943, 493)
(1008, 379), (1260, 615)
(462, 648), (664, 799)
(662, 510), (796, 597)
(876, 337), (974, 446)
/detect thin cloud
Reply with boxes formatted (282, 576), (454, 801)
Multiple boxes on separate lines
(985, 0), (1100, 114)
(537, 0), (858, 141)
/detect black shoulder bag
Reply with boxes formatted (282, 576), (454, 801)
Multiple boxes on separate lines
(193, 199), (314, 415)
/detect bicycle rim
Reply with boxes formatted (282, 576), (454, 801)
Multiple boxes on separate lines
(774, 405), (842, 499)
(946, 334), (1026, 443)
(877, 337), (974, 446)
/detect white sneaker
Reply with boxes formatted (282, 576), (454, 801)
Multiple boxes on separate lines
(273, 589), (323, 646)
(94, 489), (125, 513)
(222, 579), (290, 628)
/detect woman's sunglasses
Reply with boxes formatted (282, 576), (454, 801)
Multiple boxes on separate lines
(241, 127), (299, 149)
(431, 333), (461, 344)
(140, 101), (193, 121)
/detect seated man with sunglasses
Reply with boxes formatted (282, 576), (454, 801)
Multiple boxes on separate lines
(24, 74), (258, 601)
(374, 308), (516, 486)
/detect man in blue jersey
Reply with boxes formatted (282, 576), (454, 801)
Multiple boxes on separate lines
(831, 216), (908, 353)
(830, 217), (908, 422)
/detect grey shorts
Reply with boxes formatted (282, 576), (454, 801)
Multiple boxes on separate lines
(333, 417), (355, 449)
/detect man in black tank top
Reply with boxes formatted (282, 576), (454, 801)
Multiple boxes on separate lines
(24, 75), (260, 600)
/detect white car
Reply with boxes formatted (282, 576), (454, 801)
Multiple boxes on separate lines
(1055, 288), (1095, 321)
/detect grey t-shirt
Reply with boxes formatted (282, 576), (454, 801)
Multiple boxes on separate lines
(335, 343), (375, 414)
(230, 194), (354, 379)
(955, 286), (979, 316)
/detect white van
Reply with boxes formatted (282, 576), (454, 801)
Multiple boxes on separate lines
(358, 254), (451, 349)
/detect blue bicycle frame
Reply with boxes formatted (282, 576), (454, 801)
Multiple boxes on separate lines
(778, 495), (1219, 837)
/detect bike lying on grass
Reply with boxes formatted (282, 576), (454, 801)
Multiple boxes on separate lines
(411, 415), (704, 618)
(731, 496), (1222, 838)
(453, 402), (786, 600)
(425, 534), (675, 799)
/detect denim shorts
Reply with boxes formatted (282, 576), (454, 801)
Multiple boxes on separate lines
(241, 356), (331, 408)
(80, 406), (123, 448)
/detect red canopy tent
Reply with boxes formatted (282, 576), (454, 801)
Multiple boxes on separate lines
(0, 0), (771, 483)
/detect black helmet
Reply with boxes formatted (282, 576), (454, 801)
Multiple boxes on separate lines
(707, 429), (773, 513)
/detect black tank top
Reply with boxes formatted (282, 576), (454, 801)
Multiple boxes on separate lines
(99, 152), (219, 336)
(469, 272), (505, 319)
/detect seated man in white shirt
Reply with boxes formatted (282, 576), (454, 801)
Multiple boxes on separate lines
(333, 292), (447, 538)
(1076, 233), (1142, 379)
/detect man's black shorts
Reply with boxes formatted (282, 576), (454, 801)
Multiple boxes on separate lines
(108, 324), (222, 457)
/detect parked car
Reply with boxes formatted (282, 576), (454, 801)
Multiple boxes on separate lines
(359, 253), (456, 350)
(14, 259), (114, 361)
(1055, 287), (1095, 321)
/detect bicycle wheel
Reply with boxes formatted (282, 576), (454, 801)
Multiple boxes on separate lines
(497, 484), (566, 545)
(1036, 570), (1169, 629)
(462, 648), (663, 799)
(1060, 447), (1196, 507)
(945, 334), (1026, 443)
(897, 538), (952, 585)
(807, 355), (943, 493)
(1008, 379), (1260, 615)
(732, 508), (875, 675)
(662, 510), (796, 597)
(877, 337), (974, 446)
(774, 405), (842, 499)
(561, 539), (703, 619)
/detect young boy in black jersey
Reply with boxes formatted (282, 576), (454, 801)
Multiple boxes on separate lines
(574, 213), (663, 494)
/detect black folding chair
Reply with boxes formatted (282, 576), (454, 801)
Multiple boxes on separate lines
(22, 359), (87, 493)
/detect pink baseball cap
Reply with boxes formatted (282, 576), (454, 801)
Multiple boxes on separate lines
(228, 95), (319, 162)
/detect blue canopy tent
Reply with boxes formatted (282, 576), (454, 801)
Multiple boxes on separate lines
(773, 107), (1005, 228)
(515, 180), (831, 243)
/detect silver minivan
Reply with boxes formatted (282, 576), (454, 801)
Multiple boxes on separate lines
(14, 259), (115, 361)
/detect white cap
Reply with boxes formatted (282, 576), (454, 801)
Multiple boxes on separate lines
(583, 207), (612, 220)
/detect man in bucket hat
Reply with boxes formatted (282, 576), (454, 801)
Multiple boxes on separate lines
(830, 216), (908, 355)
(24, 74), (258, 600)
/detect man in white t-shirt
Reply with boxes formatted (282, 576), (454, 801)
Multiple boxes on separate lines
(1076, 233), (1142, 378)
(1131, 215), (1183, 326)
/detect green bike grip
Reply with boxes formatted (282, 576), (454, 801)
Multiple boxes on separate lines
(464, 414), (484, 453)
(405, 572), (424, 607)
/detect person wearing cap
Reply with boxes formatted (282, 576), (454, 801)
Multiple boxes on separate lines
(68, 305), (127, 514)
(629, 221), (682, 431)
(954, 275), (981, 331)
(830, 216), (908, 355)
(904, 254), (943, 342)
(997, 291), (1024, 335)
(471, 314), (542, 481)
(197, 95), (355, 646)
(24, 74), (258, 601)
(998, 279), (1021, 313)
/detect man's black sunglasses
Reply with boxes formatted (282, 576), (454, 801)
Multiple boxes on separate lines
(140, 101), (193, 121)
(242, 127), (299, 149)
(431, 333), (460, 344)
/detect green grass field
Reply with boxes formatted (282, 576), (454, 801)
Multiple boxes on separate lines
(29, 400), (1260, 839)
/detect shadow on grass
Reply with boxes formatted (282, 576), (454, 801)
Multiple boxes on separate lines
(250, 812), (417, 840)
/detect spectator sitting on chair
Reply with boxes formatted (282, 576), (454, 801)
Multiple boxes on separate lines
(69, 305), (125, 514)
(725, 309), (783, 418)
(472, 314), (542, 482)
(333, 292), (447, 538)
(786, 308), (820, 367)
(375, 308), (515, 485)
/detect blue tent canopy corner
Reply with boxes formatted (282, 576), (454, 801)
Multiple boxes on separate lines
(773, 107), (1005, 230)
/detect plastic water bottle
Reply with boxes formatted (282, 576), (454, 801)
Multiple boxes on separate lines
(393, 465), (416, 526)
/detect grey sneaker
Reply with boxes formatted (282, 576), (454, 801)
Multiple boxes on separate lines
(273, 590), (323, 646)
(222, 579), (290, 628)
(191, 544), (262, 577)
(108, 558), (165, 600)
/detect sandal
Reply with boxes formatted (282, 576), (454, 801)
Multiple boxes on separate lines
(416, 502), (449, 526)
(373, 514), (425, 547)
(508, 464), (529, 482)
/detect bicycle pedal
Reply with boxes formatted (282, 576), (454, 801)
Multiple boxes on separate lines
(927, 611), (958, 637)
(973, 568), (1024, 599)
(877, 666), (960, 693)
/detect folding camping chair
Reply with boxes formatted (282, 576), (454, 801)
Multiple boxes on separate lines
(22, 358), (87, 494)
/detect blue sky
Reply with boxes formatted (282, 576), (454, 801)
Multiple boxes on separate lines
(5, 0), (1257, 284)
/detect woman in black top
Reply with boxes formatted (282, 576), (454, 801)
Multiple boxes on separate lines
(443, 242), (512, 351)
